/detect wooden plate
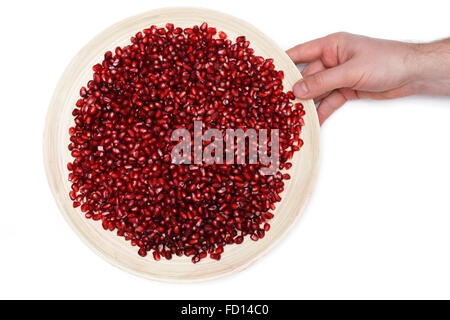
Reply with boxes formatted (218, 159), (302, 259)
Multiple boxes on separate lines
(43, 7), (320, 282)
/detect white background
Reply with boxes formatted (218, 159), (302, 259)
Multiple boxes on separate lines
(0, 0), (449, 299)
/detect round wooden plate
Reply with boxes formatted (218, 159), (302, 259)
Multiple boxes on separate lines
(43, 7), (320, 282)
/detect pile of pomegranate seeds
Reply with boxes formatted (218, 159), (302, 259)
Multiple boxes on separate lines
(67, 22), (305, 263)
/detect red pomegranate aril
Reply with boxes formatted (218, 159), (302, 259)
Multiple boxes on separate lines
(138, 248), (147, 257)
(257, 230), (265, 239)
(200, 22), (208, 31)
(165, 23), (174, 31)
(67, 22), (305, 263)
(215, 246), (224, 254)
(153, 251), (161, 261)
(282, 173), (291, 180)
(210, 253), (221, 261)
(234, 236), (244, 244)
(207, 27), (216, 35)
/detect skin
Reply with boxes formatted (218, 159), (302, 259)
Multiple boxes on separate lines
(287, 33), (450, 125)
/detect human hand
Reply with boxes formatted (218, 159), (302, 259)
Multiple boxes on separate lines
(287, 33), (450, 124)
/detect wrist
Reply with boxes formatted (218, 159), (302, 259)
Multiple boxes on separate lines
(407, 40), (450, 96)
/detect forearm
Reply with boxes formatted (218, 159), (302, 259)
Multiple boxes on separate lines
(408, 38), (450, 96)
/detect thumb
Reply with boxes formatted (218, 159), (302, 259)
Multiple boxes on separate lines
(293, 63), (354, 99)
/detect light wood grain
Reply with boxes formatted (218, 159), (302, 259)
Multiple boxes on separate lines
(43, 7), (320, 282)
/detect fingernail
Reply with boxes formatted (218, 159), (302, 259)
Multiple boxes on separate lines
(293, 81), (308, 97)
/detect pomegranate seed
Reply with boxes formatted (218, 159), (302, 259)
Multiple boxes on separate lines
(138, 248), (147, 257)
(67, 22), (305, 263)
(153, 251), (161, 261)
(210, 253), (221, 261)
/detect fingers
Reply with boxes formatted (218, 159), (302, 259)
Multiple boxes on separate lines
(316, 90), (348, 125)
(293, 63), (354, 99)
(287, 36), (331, 64)
(314, 87), (358, 105)
(301, 60), (326, 77)
(300, 60), (329, 103)
(287, 32), (351, 65)
(313, 91), (332, 104)
(356, 86), (410, 100)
